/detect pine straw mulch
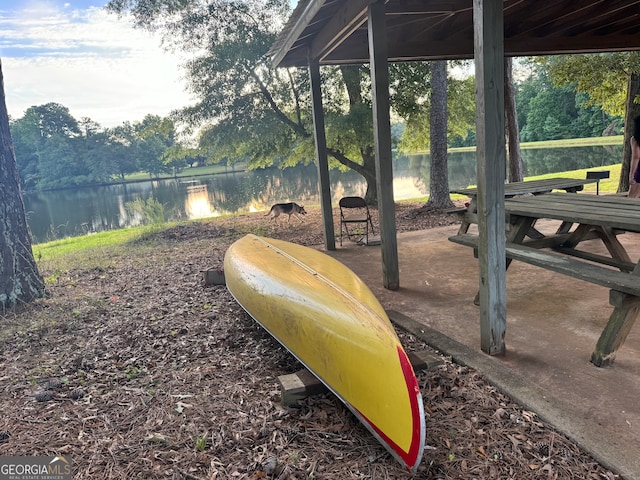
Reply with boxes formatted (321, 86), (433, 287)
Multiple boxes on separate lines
(0, 202), (621, 479)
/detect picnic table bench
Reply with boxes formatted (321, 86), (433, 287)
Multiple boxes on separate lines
(448, 192), (640, 367)
(450, 177), (597, 235)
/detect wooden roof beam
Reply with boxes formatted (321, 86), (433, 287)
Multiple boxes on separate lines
(511, 0), (608, 39)
(269, 0), (326, 67)
(309, 0), (374, 63)
(385, 0), (466, 15)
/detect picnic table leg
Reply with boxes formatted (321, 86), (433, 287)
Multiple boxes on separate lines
(523, 219), (545, 239)
(560, 223), (593, 248)
(555, 221), (574, 235)
(591, 290), (640, 367)
(457, 198), (476, 234)
(562, 225), (631, 268)
(597, 226), (633, 271)
(473, 216), (533, 305)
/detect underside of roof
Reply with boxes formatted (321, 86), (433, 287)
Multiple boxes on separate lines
(269, 0), (640, 68)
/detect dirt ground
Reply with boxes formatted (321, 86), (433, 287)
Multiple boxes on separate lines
(0, 202), (622, 479)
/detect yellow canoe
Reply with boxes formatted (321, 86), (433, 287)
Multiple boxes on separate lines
(224, 234), (425, 472)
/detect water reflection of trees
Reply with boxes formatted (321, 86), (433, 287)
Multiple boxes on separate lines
(24, 144), (625, 242)
(205, 165), (369, 214)
(522, 146), (622, 176)
(406, 144), (623, 189)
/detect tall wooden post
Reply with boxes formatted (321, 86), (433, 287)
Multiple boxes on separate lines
(473, 0), (507, 355)
(308, 57), (336, 251)
(368, 0), (399, 290)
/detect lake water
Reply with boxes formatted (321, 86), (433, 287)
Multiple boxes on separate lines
(22, 144), (622, 243)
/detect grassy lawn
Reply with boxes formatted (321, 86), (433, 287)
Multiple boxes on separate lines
(32, 225), (159, 263)
(124, 163), (245, 181)
(430, 135), (625, 154)
(525, 164), (621, 194)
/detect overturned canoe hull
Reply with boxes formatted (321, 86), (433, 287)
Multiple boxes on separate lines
(224, 234), (425, 471)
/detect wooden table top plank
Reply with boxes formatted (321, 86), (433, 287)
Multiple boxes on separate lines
(523, 192), (640, 207)
(506, 198), (640, 219)
(505, 194), (640, 233)
(450, 177), (597, 197)
(505, 193), (640, 217)
(505, 201), (640, 226)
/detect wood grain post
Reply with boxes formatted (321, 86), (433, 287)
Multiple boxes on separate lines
(309, 56), (336, 251)
(368, 0), (399, 290)
(473, 0), (507, 355)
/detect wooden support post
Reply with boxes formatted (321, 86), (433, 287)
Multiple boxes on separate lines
(473, 0), (507, 355)
(591, 234), (639, 366)
(308, 56), (336, 251)
(598, 226), (633, 270)
(368, 0), (399, 290)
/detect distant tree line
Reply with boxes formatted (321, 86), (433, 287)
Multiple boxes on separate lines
(449, 61), (623, 148)
(9, 103), (202, 191)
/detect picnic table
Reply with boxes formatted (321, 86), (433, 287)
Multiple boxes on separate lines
(449, 192), (640, 367)
(450, 177), (597, 235)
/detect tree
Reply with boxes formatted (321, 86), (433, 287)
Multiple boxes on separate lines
(393, 61), (475, 206)
(105, 123), (140, 180)
(22, 102), (81, 139)
(426, 60), (454, 209)
(10, 115), (41, 190)
(9, 102), (197, 188)
(518, 74), (581, 142)
(537, 53), (640, 192)
(37, 135), (84, 189)
(0, 59), (46, 309)
(106, 0), (474, 204)
(505, 58), (523, 182)
(77, 119), (115, 183)
(10, 103), (87, 190)
(135, 115), (177, 178)
(516, 62), (621, 144)
(395, 64), (476, 150)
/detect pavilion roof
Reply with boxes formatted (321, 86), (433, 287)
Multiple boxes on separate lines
(269, 0), (640, 68)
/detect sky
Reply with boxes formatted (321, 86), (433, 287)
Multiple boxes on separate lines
(0, 0), (193, 127)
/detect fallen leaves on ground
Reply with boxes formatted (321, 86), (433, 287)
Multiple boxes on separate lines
(0, 203), (620, 479)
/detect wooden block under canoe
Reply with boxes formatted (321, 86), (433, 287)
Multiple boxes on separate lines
(202, 266), (225, 286)
(278, 350), (444, 407)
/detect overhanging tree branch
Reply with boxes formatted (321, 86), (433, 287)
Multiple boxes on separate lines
(326, 147), (367, 176)
(251, 69), (309, 138)
(253, 66), (368, 177)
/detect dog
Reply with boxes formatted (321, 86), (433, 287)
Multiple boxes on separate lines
(264, 202), (307, 224)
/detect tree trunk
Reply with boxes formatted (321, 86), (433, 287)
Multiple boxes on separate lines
(0, 59), (46, 310)
(362, 165), (378, 204)
(427, 60), (454, 209)
(620, 70), (640, 193)
(340, 65), (378, 204)
(504, 57), (524, 183)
